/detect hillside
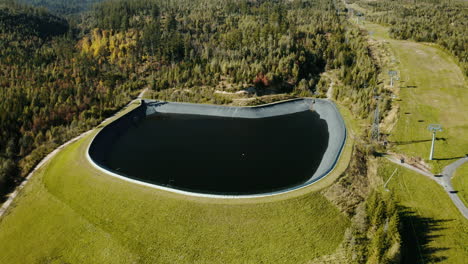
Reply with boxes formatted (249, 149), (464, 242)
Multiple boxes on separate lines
(0, 1), (142, 198)
(0, 2), (68, 37)
(0, 0), (466, 263)
(345, 1), (468, 262)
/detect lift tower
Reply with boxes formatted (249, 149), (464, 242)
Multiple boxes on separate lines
(428, 124), (443, 160)
(388, 70), (398, 87)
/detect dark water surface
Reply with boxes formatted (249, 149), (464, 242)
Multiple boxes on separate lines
(104, 110), (329, 195)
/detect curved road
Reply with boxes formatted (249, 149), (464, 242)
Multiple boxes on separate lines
(386, 155), (468, 220)
(441, 157), (468, 219)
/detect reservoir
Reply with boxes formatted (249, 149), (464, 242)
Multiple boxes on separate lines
(88, 99), (346, 197)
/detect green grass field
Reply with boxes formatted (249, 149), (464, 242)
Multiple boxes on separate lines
(378, 160), (468, 264)
(453, 163), (468, 207)
(360, 16), (467, 174)
(0, 102), (352, 263)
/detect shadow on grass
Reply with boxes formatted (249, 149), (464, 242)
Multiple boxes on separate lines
(391, 138), (446, 146)
(433, 156), (465, 161)
(400, 206), (451, 264)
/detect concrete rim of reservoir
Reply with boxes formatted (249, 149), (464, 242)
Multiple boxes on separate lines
(86, 98), (347, 199)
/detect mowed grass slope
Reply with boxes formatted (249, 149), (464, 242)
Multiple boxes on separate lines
(379, 161), (468, 264)
(364, 22), (467, 172)
(0, 131), (349, 263)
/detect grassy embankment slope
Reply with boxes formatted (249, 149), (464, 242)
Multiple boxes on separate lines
(348, 3), (468, 263)
(0, 100), (354, 263)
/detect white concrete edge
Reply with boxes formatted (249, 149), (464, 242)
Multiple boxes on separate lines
(85, 99), (348, 199)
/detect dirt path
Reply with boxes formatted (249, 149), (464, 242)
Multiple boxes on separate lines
(386, 155), (468, 220)
(0, 89), (147, 219)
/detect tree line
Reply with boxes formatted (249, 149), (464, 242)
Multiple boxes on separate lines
(83, 0), (379, 117)
(17, 0), (104, 15)
(0, 1), (143, 196)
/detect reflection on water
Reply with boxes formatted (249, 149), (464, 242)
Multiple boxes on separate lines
(103, 110), (329, 195)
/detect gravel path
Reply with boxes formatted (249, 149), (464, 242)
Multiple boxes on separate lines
(0, 89), (147, 219)
(386, 155), (468, 220)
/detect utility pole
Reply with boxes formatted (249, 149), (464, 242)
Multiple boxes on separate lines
(428, 124), (443, 160)
(388, 70), (398, 87)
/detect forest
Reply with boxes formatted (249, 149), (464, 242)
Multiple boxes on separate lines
(86, 0), (379, 112)
(353, 0), (468, 76)
(0, 0), (142, 196)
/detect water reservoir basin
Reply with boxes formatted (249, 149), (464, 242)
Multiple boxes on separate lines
(88, 99), (346, 197)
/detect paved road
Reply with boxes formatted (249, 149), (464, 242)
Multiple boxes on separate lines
(386, 155), (468, 220)
(441, 157), (468, 219)
(0, 89), (147, 219)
